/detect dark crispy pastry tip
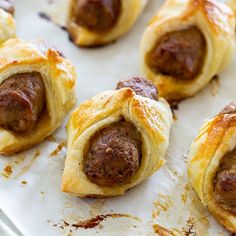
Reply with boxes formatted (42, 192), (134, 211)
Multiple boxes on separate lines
(0, 72), (45, 133)
(32, 40), (65, 58)
(74, 0), (121, 32)
(84, 121), (142, 187)
(147, 26), (206, 81)
(116, 77), (158, 100)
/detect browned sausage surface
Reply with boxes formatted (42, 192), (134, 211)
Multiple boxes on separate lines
(116, 77), (158, 101)
(74, 0), (121, 32)
(0, 0), (14, 15)
(147, 27), (206, 81)
(84, 121), (142, 187)
(214, 149), (236, 214)
(0, 72), (45, 133)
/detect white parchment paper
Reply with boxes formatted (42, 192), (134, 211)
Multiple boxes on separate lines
(0, 0), (234, 235)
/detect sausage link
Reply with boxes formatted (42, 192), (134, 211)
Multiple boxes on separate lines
(84, 121), (142, 187)
(75, 0), (121, 32)
(214, 149), (236, 214)
(147, 27), (206, 81)
(0, 72), (45, 133)
(116, 77), (158, 101)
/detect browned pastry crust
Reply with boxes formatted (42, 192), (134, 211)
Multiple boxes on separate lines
(141, 0), (235, 100)
(0, 39), (76, 154)
(188, 102), (236, 232)
(62, 78), (172, 197)
(67, 0), (149, 46)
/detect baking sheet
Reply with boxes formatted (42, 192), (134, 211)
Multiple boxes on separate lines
(0, 0), (234, 235)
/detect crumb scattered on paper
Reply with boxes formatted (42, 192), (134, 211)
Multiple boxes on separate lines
(50, 141), (66, 157)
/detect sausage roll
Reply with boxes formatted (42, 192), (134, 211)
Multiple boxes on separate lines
(67, 0), (149, 47)
(62, 77), (172, 197)
(0, 0), (15, 44)
(0, 39), (76, 154)
(188, 102), (236, 232)
(140, 0), (235, 101)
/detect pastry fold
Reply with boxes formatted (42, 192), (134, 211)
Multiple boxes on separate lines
(0, 8), (15, 43)
(62, 88), (172, 197)
(188, 105), (236, 232)
(67, 0), (149, 46)
(0, 39), (76, 154)
(141, 0), (235, 100)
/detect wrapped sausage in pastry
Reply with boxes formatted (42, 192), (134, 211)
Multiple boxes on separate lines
(67, 0), (149, 47)
(0, 39), (76, 154)
(141, 0), (235, 101)
(188, 102), (236, 232)
(62, 77), (173, 197)
(0, 0), (15, 43)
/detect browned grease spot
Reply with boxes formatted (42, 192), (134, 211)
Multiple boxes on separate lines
(21, 180), (27, 185)
(61, 214), (140, 230)
(50, 141), (66, 157)
(181, 194), (187, 205)
(183, 217), (196, 236)
(153, 224), (176, 235)
(2, 165), (12, 178)
(181, 184), (189, 205)
(152, 194), (173, 218)
(210, 75), (220, 96)
(1, 155), (25, 178)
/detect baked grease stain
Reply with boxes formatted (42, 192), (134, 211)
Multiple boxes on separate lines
(183, 217), (197, 236)
(152, 194), (173, 219)
(57, 214), (140, 230)
(153, 224), (176, 235)
(2, 165), (12, 178)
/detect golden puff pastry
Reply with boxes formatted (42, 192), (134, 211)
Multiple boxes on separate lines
(228, 0), (236, 15)
(67, 0), (149, 47)
(0, 38), (76, 155)
(0, 7), (15, 44)
(141, 0), (235, 101)
(62, 77), (173, 197)
(188, 102), (236, 232)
